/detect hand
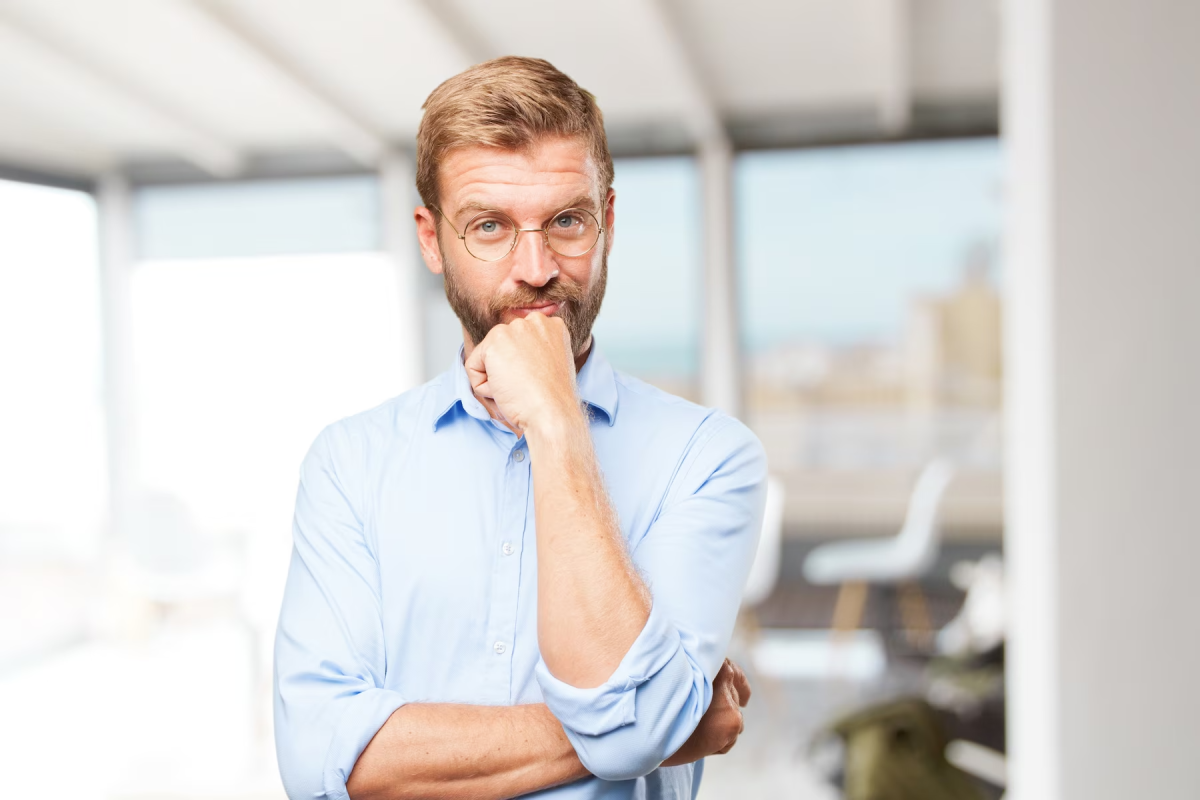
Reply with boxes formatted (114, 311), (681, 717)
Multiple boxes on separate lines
(464, 313), (581, 435)
(661, 659), (751, 767)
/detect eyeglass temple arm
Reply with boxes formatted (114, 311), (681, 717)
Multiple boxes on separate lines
(427, 204), (465, 238)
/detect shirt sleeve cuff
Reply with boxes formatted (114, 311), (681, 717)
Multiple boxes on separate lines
(321, 687), (407, 800)
(535, 601), (681, 737)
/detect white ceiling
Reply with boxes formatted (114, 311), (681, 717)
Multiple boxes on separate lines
(0, 0), (1000, 182)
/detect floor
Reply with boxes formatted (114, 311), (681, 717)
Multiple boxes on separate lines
(0, 622), (877, 800)
(696, 541), (995, 799)
(0, 541), (993, 799)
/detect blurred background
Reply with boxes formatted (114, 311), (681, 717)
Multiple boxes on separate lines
(1, 1), (1196, 799)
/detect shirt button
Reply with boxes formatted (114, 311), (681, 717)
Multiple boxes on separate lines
(501, 541), (515, 556)
(514, 449), (526, 462)
(493, 641), (507, 655)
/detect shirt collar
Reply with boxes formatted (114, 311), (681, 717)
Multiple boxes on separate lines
(575, 341), (618, 426)
(432, 338), (619, 432)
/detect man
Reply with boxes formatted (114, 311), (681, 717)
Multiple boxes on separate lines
(274, 57), (767, 800)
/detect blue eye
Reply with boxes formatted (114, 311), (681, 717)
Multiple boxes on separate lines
(555, 214), (577, 228)
(469, 216), (510, 237)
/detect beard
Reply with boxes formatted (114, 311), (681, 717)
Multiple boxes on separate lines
(441, 245), (608, 355)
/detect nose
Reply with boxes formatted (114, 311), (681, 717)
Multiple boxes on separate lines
(507, 228), (559, 287)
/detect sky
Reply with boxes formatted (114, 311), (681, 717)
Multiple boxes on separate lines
(591, 156), (703, 375)
(736, 138), (1003, 350)
(596, 137), (1002, 375)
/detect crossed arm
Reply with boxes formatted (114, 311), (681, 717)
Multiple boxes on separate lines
(345, 337), (754, 798)
(346, 702), (585, 800)
(344, 661), (751, 800)
(276, 316), (767, 800)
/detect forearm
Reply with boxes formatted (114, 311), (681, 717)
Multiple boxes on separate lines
(526, 408), (651, 689)
(347, 702), (587, 800)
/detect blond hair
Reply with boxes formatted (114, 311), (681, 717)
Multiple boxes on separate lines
(416, 56), (614, 211)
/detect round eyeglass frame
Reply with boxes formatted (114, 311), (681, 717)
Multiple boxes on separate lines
(431, 204), (605, 263)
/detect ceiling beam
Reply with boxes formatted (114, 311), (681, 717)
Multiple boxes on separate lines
(0, 159), (94, 192)
(0, 4), (242, 177)
(189, 0), (389, 168)
(407, 0), (494, 66)
(634, 0), (727, 148)
(0, 102), (117, 176)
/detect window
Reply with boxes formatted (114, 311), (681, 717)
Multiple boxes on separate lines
(129, 176), (408, 629)
(736, 139), (1003, 533)
(593, 156), (702, 399)
(0, 179), (105, 560)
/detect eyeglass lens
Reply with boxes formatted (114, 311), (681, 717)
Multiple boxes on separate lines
(462, 208), (600, 261)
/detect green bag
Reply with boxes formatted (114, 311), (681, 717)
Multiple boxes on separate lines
(828, 698), (986, 800)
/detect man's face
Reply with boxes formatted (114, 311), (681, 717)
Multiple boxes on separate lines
(414, 136), (615, 356)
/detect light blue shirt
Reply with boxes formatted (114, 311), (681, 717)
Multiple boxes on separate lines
(274, 344), (767, 799)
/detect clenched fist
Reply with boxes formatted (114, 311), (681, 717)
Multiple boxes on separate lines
(464, 312), (582, 435)
(662, 659), (752, 767)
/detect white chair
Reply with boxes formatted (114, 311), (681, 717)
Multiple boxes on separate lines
(802, 459), (956, 640)
(742, 474), (786, 609)
(737, 476), (787, 715)
(113, 491), (270, 740)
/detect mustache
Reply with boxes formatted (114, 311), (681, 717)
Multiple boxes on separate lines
(487, 278), (586, 318)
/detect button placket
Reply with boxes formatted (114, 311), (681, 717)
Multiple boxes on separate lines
(485, 434), (529, 701)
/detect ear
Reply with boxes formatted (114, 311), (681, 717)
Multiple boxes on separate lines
(414, 206), (445, 275)
(603, 187), (616, 256)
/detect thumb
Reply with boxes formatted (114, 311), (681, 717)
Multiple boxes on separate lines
(464, 340), (490, 396)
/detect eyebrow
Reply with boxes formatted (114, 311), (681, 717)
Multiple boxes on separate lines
(453, 194), (600, 223)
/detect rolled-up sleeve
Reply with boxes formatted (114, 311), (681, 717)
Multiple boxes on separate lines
(274, 424), (405, 800)
(535, 414), (768, 781)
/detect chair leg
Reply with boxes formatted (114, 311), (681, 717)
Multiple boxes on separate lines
(898, 581), (933, 649)
(828, 582), (869, 680)
(831, 581), (869, 634)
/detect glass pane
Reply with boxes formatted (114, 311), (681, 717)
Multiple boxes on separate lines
(593, 156), (701, 399)
(0, 180), (105, 560)
(129, 253), (408, 574)
(135, 175), (380, 260)
(0, 179), (105, 676)
(737, 138), (1003, 534)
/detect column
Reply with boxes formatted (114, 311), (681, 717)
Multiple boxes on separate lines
(1004, 1), (1200, 798)
(380, 150), (426, 389)
(96, 171), (137, 539)
(699, 136), (742, 419)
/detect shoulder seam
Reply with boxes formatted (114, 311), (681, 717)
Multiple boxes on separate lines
(646, 410), (730, 525)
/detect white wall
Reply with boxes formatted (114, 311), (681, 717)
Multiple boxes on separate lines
(1004, 1), (1200, 798)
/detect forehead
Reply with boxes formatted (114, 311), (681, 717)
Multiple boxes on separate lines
(438, 136), (602, 216)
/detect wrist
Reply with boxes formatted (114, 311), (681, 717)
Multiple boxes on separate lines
(523, 398), (588, 447)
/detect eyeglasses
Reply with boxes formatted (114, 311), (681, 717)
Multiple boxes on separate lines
(431, 204), (605, 262)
